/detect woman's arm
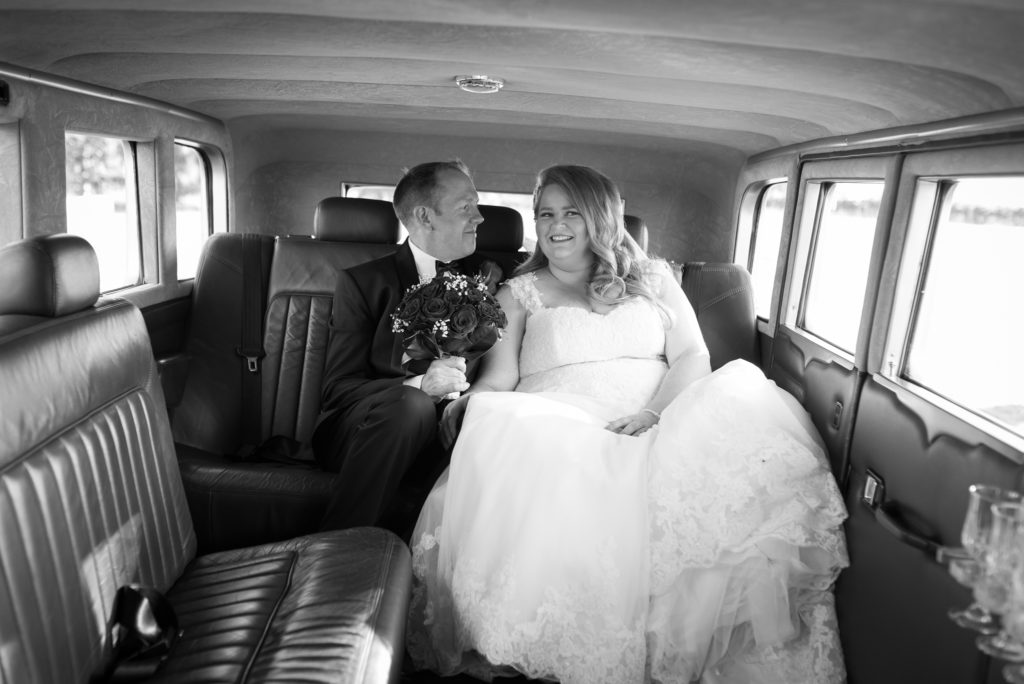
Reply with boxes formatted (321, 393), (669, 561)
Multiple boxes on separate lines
(606, 266), (712, 436)
(440, 284), (526, 447)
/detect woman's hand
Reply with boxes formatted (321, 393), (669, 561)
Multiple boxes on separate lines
(605, 409), (660, 436)
(440, 394), (472, 449)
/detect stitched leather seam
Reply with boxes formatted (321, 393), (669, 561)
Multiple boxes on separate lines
(355, 538), (395, 681)
(238, 549), (298, 684)
(698, 286), (748, 312)
(0, 382), (145, 476)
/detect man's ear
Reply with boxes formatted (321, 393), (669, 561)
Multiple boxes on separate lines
(413, 205), (432, 229)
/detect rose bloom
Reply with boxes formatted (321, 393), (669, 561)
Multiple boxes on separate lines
(476, 301), (506, 327)
(394, 295), (422, 323)
(449, 305), (479, 336)
(421, 292), (453, 321)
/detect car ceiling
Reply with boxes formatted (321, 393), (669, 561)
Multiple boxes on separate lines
(1, 0), (1023, 165)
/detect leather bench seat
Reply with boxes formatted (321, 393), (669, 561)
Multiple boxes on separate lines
(0, 234), (410, 684)
(173, 199), (527, 553)
(156, 529), (408, 682)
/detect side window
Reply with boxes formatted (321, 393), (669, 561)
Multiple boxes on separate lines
(65, 132), (141, 292)
(746, 182), (787, 319)
(174, 142), (212, 280)
(892, 176), (1024, 438)
(792, 181), (884, 354)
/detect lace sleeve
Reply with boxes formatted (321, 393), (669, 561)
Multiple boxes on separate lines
(642, 259), (674, 296)
(508, 272), (543, 313)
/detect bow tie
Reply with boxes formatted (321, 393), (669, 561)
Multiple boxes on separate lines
(435, 259), (464, 276)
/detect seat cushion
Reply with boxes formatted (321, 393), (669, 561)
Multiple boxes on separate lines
(155, 527), (411, 683)
(177, 444), (335, 553)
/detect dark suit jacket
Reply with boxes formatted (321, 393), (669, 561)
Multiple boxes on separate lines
(319, 240), (490, 419)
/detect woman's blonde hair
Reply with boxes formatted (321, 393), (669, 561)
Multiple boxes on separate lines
(517, 164), (661, 307)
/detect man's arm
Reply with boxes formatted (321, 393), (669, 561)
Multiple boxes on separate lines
(320, 268), (403, 413)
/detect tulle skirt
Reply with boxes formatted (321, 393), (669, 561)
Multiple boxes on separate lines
(407, 360), (849, 684)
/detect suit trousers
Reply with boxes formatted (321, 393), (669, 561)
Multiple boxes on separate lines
(312, 384), (439, 531)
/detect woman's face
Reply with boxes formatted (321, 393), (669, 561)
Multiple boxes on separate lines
(535, 184), (593, 269)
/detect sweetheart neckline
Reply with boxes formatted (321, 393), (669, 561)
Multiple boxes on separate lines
(531, 299), (648, 318)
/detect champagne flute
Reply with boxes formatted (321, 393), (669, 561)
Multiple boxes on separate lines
(975, 501), (1024, 661)
(950, 484), (1023, 633)
(1001, 566), (1024, 683)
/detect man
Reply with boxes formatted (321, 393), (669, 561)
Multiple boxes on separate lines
(313, 160), (488, 531)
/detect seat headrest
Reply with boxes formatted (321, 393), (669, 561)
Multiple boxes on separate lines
(624, 214), (649, 251)
(0, 234), (100, 316)
(314, 197), (401, 243)
(477, 204), (524, 252)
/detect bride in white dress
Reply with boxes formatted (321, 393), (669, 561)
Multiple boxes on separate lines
(407, 165), (849, 683)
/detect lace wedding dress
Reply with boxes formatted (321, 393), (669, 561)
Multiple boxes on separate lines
(407, 272), (849, 684)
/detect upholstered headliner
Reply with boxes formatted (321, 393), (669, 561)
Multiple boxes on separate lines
(0, 0), (1022, 164)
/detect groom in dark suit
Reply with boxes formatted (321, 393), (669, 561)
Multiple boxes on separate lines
(313, 160), (489, 531)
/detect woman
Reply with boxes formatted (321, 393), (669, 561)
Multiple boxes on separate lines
(407, 165), (848, 684)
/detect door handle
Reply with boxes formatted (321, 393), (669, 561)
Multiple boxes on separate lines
(864, 469), (968, 564)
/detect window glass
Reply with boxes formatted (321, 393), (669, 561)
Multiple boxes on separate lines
(174, 143), (211, 280)
(749, 182), (787, 319)
(799, 181), (883, 353)
(65, 132), (140, 291)
(904, 177), (1024, 436)
(345, 184), (537, 252)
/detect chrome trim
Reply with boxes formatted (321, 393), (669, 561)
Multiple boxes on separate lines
(0, 61), (222, 126)
(749, 108), (1024, 164)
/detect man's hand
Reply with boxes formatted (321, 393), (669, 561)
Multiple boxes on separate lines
(420, 356), (469, 400)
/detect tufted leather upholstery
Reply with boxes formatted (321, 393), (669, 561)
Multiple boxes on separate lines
(624, 214), (649, 252)
(175, 202), (402, 552)
(0, 234), (411, 684)
(680, 261), (760, 371)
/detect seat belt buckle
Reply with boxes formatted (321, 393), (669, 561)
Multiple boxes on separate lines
(235, 346), (265, 373)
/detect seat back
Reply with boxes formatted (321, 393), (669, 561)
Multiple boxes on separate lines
(172, 232), (276, 453)
(624, 214), (649, 251)
(680, 261), (760, 370)
(262, 198), (400, 442)
(476, 203), (527, 280)
(0, 235), (195, 684)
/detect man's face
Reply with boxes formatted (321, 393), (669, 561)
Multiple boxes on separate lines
(420, 169), (483, 261)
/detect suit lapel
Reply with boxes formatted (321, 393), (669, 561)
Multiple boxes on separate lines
(395, 240), (419, 293)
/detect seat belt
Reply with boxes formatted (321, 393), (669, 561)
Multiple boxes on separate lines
(94, 585), (181, 683)
(235, 234), (272, 446)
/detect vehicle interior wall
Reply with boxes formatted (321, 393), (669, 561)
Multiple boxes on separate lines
(228, 121), (743, 263)
(0, 71), (233, 306)
(730, 115), (1024, 684)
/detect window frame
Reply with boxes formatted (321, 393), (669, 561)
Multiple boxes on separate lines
(172, 139), (220, 281)
(874, 142), (1024, 451)
(779, 155), (900, 366)
(734, 179), (788, 322)
(64, 130), (145, 293)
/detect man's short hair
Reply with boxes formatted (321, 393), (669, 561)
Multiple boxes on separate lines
(393, 160), (471, 225)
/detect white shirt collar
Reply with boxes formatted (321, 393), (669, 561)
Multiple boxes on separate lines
(407, 239), (438, 281)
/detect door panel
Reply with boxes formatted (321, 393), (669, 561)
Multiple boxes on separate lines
(141, 292), (192, 408)
(838, 377), (1023, 684)
(770, 326), (860, 489)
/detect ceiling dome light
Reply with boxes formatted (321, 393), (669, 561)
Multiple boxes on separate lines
(454, 75), (505, 94)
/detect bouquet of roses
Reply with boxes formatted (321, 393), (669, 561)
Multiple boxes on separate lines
(391, 269), (508, 367)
